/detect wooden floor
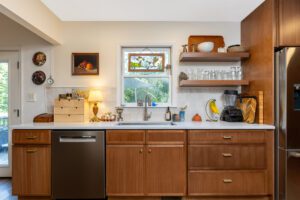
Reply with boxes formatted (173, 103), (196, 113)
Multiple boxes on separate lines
(0, 178), (17, 200)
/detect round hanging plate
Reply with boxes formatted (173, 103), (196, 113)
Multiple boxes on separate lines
(32, 70), (46, 85)
(32, 51), (46, 66)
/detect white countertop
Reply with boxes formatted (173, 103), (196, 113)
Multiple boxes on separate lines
(10, 121), (275, 130)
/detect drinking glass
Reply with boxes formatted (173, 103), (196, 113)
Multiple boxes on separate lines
(197, 68), (203, 80)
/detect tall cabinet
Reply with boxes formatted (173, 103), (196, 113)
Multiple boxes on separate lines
(277, 0), (300, 46)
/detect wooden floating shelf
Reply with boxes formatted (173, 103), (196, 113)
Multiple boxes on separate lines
(179, 80), (250, 87)
(179, 52), (250, 62)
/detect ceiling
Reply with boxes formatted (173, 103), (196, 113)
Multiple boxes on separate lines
(41, 0), (264, 22)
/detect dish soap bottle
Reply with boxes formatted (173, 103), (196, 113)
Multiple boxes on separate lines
(165, 107), (171, 121)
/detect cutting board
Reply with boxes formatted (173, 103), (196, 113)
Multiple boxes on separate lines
(188, 35), (225, 52)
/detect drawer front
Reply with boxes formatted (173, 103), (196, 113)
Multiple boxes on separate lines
(54, 106), (84, 115)
(54, 99), (85, 107)
(188, 130), (265, 144)
(54, 114), (85, 122)
(12, 130), (51, 145)
(188, 145), (266, 170)
(106, 130), (145, 144)
(188, 170), (267, 196)
(146, 130), (186, 144)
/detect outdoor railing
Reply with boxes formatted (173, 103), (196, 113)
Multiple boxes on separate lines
(0, 116), (8, 128)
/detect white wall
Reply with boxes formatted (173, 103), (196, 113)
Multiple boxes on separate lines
(52, 21), (241, 121)
(0, 13), (52, 123)
(0, 16), (241, 122)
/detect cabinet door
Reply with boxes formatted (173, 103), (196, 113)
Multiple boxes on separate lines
(146, 145), (186, 196)
(106, 145), (144, 196)
(12, 146), (51, 196)
(278, 0), (300, 46)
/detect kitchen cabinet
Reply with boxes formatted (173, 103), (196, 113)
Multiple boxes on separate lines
(146, 145), (186, 196)
(187, 130), (274, 199)
(106, 130), (186, 197)
(106, 145), (145, 196)
(277, 0), (300, 46)
(12, 130), (51, 198)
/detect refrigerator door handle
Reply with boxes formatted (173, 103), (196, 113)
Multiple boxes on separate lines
(288, 151), (300, 158)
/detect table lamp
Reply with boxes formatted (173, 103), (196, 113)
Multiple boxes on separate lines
(88, 90), (103, 122)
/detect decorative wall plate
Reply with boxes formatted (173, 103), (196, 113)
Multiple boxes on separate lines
(32, 71), (46, 85)
(32, 52), (46, 66)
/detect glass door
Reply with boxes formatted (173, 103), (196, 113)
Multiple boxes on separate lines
(0, 51), (20, 177)
(0, 62), (8, 167)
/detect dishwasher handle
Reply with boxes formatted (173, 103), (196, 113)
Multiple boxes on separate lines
(59, 136), (97, 143)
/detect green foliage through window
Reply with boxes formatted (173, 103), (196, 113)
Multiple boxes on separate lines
(0, 63), (8, 114)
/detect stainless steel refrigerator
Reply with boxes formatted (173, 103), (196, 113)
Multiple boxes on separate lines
(276, 47), (300, 200)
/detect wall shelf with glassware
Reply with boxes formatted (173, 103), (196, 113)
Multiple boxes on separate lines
(179, 52), (250, 62)
(179, 80), (250, 87)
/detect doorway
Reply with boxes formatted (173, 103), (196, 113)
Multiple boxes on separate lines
(0, 51), (21, 177)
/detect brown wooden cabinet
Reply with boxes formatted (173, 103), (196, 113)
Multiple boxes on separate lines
(12, 130), (51, 198)
(277, 0), (300, 46)
(146, 145), (186, 196)
(12, 146), (51, 196)
(187, 130), (274, 200)
(106, 130), (186, 197)
(106, 145), (145, 196)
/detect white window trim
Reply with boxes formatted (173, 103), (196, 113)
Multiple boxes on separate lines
(118, 44), (175, 108)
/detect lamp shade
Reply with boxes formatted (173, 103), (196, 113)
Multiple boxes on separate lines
(88, 90), (103, 102)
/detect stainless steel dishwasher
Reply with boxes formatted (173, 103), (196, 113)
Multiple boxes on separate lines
(52, 130), (105, 199)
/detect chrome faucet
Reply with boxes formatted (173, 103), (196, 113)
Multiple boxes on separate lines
(144, 95), (152, 121)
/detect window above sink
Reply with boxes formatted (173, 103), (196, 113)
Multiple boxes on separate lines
(120, 46), (173, 107)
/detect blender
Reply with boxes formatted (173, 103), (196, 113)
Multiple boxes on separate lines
(220, 90), (243, 122)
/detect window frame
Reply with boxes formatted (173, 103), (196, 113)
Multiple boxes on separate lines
(120, 45), (173, 107)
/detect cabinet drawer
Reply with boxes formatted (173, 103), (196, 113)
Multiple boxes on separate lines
(54, 99), (85, 107)
(54, 106), (84, 115)
(146, 130), (186, 144)
(54, 114), (85, 122)
(188, 170), (267, 196)
(107, 130), (145, 144)
(188, 145), (266, 170)
(188, 130), (265, 144)
(12, 130), (51, 145)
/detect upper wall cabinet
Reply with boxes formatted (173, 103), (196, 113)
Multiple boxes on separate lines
(277, 0), (300, 46)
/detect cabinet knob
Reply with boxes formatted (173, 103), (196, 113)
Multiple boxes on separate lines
(223, 136), (232, 140)
(139, 149), (143, 153)
(148, 149), (152, 153)
(223, 179), (233, 183)
(222, 153), (233, 157)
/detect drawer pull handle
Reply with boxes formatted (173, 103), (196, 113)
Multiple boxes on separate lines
(223, 179), (233, 183)
(148, 149), (152, 153)
(68, 114), (71, 117)
(26, 149), (37, 153)
(26, 136), (37, 140)
(223, 136), (232, 140)
(222, 153), (233, 157)
(139, 149), (143, 153)
(61, 107), (63, 109)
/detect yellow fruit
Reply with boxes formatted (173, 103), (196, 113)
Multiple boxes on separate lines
(209, 99), (220, 114)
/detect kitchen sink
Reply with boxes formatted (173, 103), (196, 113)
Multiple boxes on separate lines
(117, 121), (176, 126)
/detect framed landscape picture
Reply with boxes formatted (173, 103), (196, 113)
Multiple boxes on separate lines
(72, 53), (99, 75)
(128, 53), (165, 72)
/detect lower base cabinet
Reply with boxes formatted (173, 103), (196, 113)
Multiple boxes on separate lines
(106, 145), (145, 196)
(106, 130), (187, 197)
(12, 130), (51, 199)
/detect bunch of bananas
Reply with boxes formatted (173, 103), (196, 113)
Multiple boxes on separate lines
(209, 99), (220, 114)
(206, 99), (220, 122)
